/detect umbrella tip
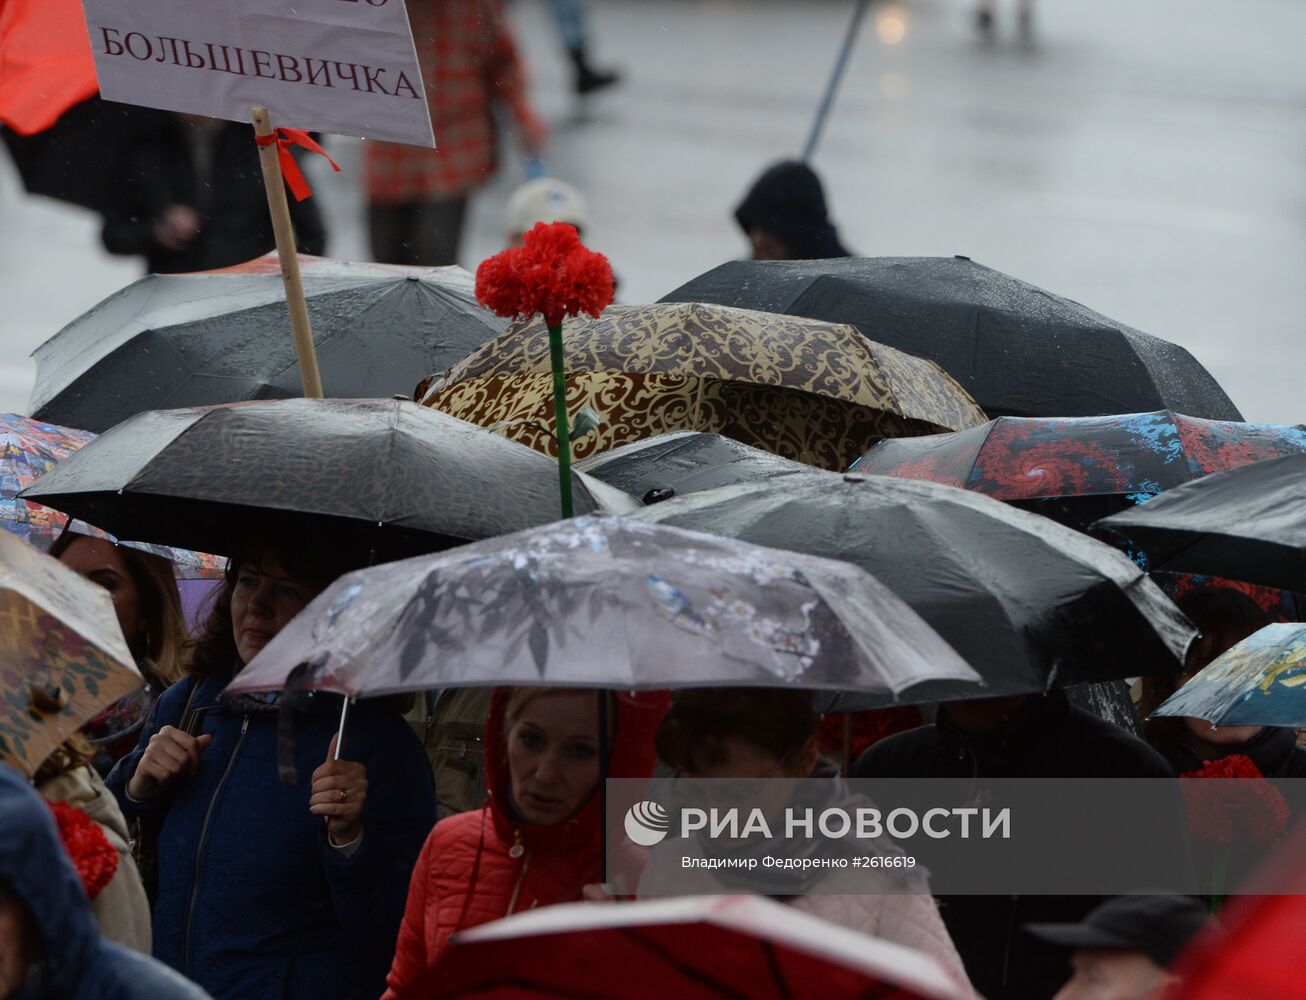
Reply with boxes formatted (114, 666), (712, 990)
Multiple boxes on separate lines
(29, 679), (67, 714)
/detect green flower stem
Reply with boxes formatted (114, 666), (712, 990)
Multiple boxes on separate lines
(548, 321), (574, 518)
(1211, 851), (1228, 915)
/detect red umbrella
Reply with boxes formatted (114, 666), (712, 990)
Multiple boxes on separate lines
(1164, 823), (1306, 999)
(417, 895), (968, 1000)
(0, 0), (97, 135)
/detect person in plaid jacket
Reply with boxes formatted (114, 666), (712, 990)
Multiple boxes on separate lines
(365, 0), (547, 266)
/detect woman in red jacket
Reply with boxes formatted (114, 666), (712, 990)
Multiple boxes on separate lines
(383, 686), (663, 998)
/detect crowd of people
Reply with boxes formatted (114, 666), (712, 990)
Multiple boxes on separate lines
(55, 0), (854, 277)
(3, 501), (1299, 999)
(1, 4), (1298, 1000)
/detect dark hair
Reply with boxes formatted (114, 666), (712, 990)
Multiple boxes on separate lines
(186, 531), (372, 677)
(49, 533), (188, 685)
(1175, 587), (1272, 656)
(656, 687), (820, 774)
(1141, 586), (1272, 745)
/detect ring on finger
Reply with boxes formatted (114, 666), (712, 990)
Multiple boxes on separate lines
(339, 788), (347, 803)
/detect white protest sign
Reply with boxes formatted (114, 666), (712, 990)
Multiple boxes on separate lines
(81, 0), (434, 147)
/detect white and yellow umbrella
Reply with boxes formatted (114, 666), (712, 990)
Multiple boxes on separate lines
(0, 530), (140, 775)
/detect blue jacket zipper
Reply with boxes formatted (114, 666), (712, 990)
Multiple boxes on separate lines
(182, 714), (251, 977)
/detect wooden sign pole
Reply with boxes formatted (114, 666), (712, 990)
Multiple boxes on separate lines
(251, 106), (324, 399)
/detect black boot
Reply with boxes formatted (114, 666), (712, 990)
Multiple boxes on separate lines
(569, 48), (619, 95)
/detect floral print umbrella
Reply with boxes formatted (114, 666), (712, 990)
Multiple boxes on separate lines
(226, 516), (980, 705)
(418, 303), (987, 472)
(2, 412), (224, 579)
(2, 412), (93, 549)
(0, 530), (139, 775)
(1153, 623), (1306, 728)
(854, 410), (1306, 530)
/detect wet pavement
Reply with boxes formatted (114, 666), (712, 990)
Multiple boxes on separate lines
(2, 0), (1304, 422)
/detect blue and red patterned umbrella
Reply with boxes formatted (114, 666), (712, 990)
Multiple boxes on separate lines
(855, 410), (1306, 621)
(853, 410), (1306, 530)
(1, 412), (94, 549)
(2, 412), (224, 579)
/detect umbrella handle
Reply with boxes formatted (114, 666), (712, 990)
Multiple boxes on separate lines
(333, 697), (351, 760)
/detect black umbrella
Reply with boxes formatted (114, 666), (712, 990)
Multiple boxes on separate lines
(28, 256), (507, 433)
(1093, 453), (1306, 592)
(575, 432), (812, 504)
(19, 398), (636, 559)
(661, 257), (1241, 421)
(635, 471), (1194, 699)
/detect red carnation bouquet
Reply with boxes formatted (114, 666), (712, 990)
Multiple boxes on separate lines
(46, 800), (118, 900)
(1179, 754), (1290, 911)
(476, 222), (615, 517)
(1180, 755), (1290, 848)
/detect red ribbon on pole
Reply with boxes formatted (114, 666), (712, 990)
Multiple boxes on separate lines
(254, 128), (340, 201)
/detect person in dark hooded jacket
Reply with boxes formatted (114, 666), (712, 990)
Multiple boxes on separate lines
(853, 690), (1179, 1000)
(0, 765), (209, 1000)
(734, 160), (852, 261)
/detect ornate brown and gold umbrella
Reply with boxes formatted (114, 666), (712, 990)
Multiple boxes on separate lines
(418, 303), (986, 471)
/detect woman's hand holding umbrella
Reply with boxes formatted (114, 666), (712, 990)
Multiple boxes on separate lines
(126, 725), (213, 800)
(310, 733), (368, 845)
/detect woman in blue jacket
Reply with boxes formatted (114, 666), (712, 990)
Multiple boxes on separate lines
(107, 536), (436, 1000)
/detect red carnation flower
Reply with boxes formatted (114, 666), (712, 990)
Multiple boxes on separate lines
(46, 800), (118, 899)
(475, 221), (615, 328)
(1184, 755), (1264, 781)
(1179, 755), (1290, 849)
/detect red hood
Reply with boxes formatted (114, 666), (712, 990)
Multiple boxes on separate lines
(484, 687), (668, 853)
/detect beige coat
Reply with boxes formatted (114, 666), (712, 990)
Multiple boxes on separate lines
(39, 765), (152, 954)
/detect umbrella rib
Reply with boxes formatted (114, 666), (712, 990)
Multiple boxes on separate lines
(371, 403), (407, 532)
(621, 927), (756, 1000)
(1134, 526), (1292, 579)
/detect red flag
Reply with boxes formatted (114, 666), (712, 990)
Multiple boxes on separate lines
(0, 0), (99, 135)
(1163, 821), (1306, 998)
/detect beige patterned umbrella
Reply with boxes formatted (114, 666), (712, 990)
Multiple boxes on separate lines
(418, 303), (987, 471)
(0, 530), (139, 775)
